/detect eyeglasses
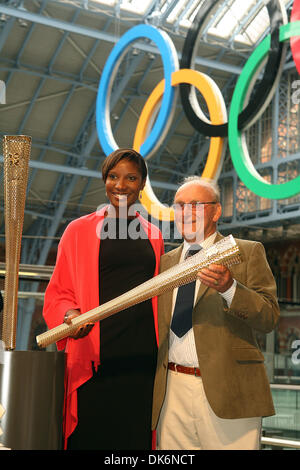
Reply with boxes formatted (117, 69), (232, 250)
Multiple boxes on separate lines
(173, 202), (217, 211)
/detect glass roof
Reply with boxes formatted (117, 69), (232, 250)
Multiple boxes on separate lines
(91, 0), (291, 47)
(92, 0), (156, 15)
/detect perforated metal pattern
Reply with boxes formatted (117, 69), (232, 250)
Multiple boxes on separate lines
(2, 135), (31, 350)
(36, 235), (242, 349)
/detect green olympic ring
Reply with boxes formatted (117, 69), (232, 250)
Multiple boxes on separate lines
(229, 22), (300, 200)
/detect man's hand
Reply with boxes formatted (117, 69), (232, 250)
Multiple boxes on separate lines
(197, 264), (233, 293)
(64, 309), (94, 339)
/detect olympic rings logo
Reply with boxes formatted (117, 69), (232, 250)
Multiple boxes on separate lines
(96, 0), (300, 221)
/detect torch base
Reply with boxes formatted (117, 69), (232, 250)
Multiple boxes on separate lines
(0, 350), (65, 450)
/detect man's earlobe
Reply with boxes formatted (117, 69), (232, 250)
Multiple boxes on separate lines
(213, 204), (222, 222)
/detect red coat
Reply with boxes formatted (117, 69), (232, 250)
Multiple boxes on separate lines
(43, 206), (164, 448)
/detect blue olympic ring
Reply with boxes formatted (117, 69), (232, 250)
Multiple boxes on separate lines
(96, 24), (179, 157)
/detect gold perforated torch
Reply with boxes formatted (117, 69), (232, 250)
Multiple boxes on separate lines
(36, 235), (242, 348)
(2, 136), (31, 350)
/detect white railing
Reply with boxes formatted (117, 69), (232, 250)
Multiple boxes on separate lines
(261, 436), (300, 449)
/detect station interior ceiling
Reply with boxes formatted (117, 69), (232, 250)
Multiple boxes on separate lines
(0, 0), (299, 267)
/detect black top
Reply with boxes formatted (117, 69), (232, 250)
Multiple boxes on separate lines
(99, 217), (157, 366)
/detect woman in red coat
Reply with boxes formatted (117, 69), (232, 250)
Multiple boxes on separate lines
(43, 148), (164, 450)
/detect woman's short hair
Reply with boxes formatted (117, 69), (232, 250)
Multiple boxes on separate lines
(101, 148), (148, 183)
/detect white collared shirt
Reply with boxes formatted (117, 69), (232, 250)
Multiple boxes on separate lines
(168, 232), (237, 367)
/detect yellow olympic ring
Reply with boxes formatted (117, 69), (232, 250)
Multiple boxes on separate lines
(133, 69), (227, 221)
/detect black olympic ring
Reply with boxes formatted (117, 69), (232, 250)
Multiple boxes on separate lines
(179, 0), (286, 137)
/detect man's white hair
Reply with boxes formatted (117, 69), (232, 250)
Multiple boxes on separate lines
(175, 176), (220, 202)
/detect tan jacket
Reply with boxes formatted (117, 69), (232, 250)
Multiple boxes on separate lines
(152, 233), (279, 429)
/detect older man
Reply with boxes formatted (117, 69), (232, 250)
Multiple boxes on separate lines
(152, 176), (279, 450)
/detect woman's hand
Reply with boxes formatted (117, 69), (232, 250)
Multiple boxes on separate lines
(64, 309), (94, 339)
